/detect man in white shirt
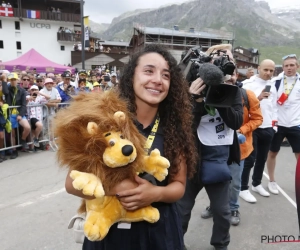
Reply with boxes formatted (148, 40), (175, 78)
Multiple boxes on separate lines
(267, 55), (300, 194)
(239, 59), (278, 203)
(40, 78), (61, 115)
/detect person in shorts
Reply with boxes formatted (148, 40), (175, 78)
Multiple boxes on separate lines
(27, 85), (47, 148)
(2, 73), (31, 159)
(267, 54), (300, 194)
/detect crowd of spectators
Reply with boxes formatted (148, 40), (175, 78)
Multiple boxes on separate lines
(0, 67), (120, 160)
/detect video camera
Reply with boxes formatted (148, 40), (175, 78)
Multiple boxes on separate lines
(179, 46), (238, 108)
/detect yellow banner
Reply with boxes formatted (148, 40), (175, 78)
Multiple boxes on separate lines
(83, 16), (89, 27)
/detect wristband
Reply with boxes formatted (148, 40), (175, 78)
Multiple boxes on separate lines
(272, 120), (278, 127)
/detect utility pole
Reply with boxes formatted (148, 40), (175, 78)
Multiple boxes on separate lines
(80, 0), (85, 69)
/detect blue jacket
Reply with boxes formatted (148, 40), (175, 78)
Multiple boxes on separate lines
(56, 83), (72, 103)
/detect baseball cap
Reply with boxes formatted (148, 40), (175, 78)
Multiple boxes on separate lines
(8, 73), (18, 80)
(30, 85), (39, 90)
(93, 82), (100, 87)
(44, 78), (54, 84)
(111, 73), (117, 77)
(78, 69), (87, 76)
(62, 72), (71, 78)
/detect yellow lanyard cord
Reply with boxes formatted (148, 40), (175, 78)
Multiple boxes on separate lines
(283, 76), (297, 96)
(144, 114), (160, 155)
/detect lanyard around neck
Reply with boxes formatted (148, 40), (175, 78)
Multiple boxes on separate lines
(12, 87), (18, 106)
(283, 76), (297, 96)
(144, 114), (160, 155)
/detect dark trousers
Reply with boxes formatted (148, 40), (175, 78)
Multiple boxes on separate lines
(241, 127), (274, 190)
(177, 174), (230, 249)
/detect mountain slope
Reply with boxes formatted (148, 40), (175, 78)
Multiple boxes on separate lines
(100, 0), (300, 48)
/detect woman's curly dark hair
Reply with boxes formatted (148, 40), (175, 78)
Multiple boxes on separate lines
(119, 44), (197, 179)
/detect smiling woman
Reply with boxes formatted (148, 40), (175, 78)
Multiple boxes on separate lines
(80, 44), (198, 250)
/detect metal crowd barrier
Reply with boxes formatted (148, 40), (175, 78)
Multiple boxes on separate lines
(48, 103), (70, 151)
(0, 102), (70, 154)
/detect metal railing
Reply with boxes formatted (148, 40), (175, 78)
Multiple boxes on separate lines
(48, 103), (70, 151)
(0, 103), (70, 154)
(57, 32), (81, 42)
(15, 8), (80, 23)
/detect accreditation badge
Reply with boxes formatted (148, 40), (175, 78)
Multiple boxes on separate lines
(277, 93), (288, 105)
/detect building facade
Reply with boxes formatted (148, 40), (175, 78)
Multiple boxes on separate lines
(233, 46), (260, 79)
(0, 0), (80, 66)
(130, 25), (234, 63)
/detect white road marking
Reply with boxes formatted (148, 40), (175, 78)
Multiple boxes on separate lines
(263, 172), (297, 208)
(16, 188), (65, 208)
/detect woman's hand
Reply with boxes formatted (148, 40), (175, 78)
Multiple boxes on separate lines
(117, 175), (160, 211)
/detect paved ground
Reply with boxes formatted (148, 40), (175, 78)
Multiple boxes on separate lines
(0, 147), (298, 250)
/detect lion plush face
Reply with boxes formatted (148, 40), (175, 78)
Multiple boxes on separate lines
(103, 131), (137, 168)
(87, 121), (137, 168)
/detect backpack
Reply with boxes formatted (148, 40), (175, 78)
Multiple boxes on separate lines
(0, 105), (12, 133)
(240, 88), (250, 111)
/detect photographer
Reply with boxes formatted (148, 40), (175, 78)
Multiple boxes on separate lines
(56, 72), (75, 103)
(100, 75), (111, 92)
(177, 44), (243, 250)
(27, 85), (47, 148)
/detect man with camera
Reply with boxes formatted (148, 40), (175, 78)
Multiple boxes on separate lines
(267, 55), (300, 194)
(177, 44), (243, 250)
(239, 59), (277, 203)
(26, 85), (47, 148)
(56, 72), (75, 103)
(100, 75), (112, 92)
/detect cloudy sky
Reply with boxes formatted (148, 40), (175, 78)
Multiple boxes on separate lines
(84, 0), (299, 23)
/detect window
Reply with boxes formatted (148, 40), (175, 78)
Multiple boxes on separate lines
(16, 41), (21, 50)
(15, 21), (20, 30)
(0, 20), (2, 29)
(0, 40), (3, 49)
(60, 45), (65, 51)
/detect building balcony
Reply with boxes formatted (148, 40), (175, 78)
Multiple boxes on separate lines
(14, 8), (80, 23)
(57, 32), (81, 42)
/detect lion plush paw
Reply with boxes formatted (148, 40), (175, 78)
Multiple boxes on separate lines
(144, 149), (170, 182)
(84, 211), (112, 241)
(70, 170), (105, 198)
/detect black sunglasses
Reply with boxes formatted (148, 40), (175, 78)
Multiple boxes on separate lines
(36, 80), (42, 82)
(22, 79), (30, 81)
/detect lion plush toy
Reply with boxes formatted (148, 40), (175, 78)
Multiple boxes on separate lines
(54, 91), (170, 241)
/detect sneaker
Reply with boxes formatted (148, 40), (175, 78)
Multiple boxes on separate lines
(239, 190), (257, 203)
(201, 206), (213, 219)
(268, 181), (279, 195)
(231, 210), (240, 226)
(20, 139), (29, 151)
(33, 138), (40, 148)
(252, 184), (270, 197)
(0, 155), (7, 161)
(10, 150), (18, 159)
